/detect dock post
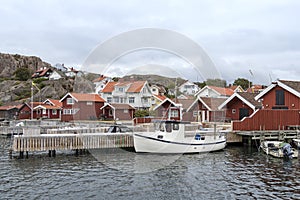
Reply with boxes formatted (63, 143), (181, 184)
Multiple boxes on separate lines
(213, 124), (216, 139)
(48, 150), (52, 157)
(19, 151), (24, 159)
(26, 151), (28, 159)
(9, 149), (12, 159)
(52, 150), (56, 157)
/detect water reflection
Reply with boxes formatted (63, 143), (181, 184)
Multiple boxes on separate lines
(1, 137), (300, 199)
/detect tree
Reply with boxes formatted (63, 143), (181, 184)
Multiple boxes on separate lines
(205, 79), (227, 87)
(233, 78), (252, 90)
(14, 67), (31, 81)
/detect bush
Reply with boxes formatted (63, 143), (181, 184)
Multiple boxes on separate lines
(134, 109), (150, 118)
(14, 67), (31, 81)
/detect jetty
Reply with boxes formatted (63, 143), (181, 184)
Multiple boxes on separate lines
(12, 132), (133, 158)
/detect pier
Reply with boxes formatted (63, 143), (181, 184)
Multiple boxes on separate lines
(234, 130), (300, 145)
(12, 132), (133, 158)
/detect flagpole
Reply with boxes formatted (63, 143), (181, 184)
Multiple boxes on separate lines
(31, 82), (33, 120)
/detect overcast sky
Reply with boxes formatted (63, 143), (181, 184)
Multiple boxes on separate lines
(1, 0), (300, 85)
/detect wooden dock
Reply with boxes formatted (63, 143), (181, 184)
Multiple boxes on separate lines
(234, 130), (300, 146)
(12, 133), (134, 158)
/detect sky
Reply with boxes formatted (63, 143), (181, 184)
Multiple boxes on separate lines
(1, 0), (300, 85)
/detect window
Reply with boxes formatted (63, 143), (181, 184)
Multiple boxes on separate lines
(113, 97), (119, 103)
(232, 109), (236, 114)
(165, 123), (172, 132)
(120, 98), (125, 103)
(173, 123), (179, 130)
(193, 111), (198, 117)
(142, 97), (148, 103)
(276, 90), (285, 105)
(129, 97), (135, 103)
(109, 109), (113, 116)
(118, 87), (124, 92)
(107, 97), (112, 103)
(52, 110), (57, 115)
(63, 109), (79, 115)
(87, 101), (93, 105)
(42, 109), (46, 115)
(124, 109), (128, 113)
(170, 109), (179, 118)
(67, 98), (74, 105)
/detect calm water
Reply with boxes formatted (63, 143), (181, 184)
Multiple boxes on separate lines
(1, 137), (300, 200)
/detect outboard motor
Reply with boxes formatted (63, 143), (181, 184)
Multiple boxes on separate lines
(282, 144), (293, 159)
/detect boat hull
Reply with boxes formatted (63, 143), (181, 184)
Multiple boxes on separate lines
(133, 133), (226, 153)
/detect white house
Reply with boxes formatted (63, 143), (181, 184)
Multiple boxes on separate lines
(49, 71), (63, 80)
(195, 85), (234, 98)
(100, 81), (153, 109)
(178, 81), (200, 95)
(150, 84), (166, 96)
(65, 67), (83, 77)
(93, 75), (113, 94)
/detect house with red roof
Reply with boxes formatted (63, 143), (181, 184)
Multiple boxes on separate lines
(152, 98), (182, 121)
(60, 92), (105, 121)
(17, 100), (62, 120)
(150, 94), (167, 111)
(93, 75), (113, 94)
(194, 85), (234, 98)
(18, 102), (41, 119)
(100, 103), (135, 120)
(0, 104), (22, 120)
(32, 67), (62, 80)
(218, 92), (262, 121)
(100, 81), (152, 109)
(186, 97), (225, 122)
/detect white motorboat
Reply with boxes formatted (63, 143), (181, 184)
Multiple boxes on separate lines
(133, 120), (226, 153)
(260, 141), (298, 159)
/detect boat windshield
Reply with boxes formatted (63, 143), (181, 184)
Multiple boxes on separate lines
(154, 121), (180, 133)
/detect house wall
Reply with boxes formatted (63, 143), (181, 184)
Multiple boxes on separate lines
(154, 102), (180, 120)
(61, 97), (103, 121)
(197, 88), (219, 98)
(115, 109), (134, 120)
(225, 97), (254, 121)
(232, 109), (300, 131)
(261, 85), (300, 109)
(18, 106), (32, 119)
(209, 111), (226, 122)
(0, 109), (18, 120)
(38, 109), (60, 119)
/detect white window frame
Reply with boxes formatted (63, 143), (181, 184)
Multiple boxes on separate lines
(67, 98), (74, 105)
(52, 109), (57, 115)
(129, 97), (135, 103)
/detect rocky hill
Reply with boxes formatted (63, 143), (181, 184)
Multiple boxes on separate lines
(0, 53), (51, 79)
(0, 53), (96, 104)
(0, 53), (190, 105)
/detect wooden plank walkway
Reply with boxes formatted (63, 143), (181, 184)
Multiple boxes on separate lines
(12, 133), (133, 152)
(234, 130), (300, 140)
